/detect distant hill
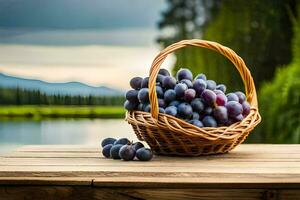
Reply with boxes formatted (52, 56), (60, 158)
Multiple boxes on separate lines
(0, 73), (124, 97)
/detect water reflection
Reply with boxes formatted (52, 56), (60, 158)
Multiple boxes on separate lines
(0, 119), (135, 155)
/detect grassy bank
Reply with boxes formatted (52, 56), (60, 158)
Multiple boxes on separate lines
(0, 105), (125, 119)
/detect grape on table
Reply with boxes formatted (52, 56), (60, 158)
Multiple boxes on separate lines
(101, 137), (153, 161)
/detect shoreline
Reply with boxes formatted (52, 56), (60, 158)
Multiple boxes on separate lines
(0, 105), (125, 120)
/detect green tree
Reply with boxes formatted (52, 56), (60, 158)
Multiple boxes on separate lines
(254, 4), (300, 143)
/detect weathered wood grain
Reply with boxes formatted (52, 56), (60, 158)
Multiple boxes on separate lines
(0, 144), (300, 200)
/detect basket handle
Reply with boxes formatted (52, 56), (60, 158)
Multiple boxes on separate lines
(149, 39), (258, 120)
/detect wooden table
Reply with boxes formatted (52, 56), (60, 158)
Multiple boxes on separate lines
(0, 144), (299, 200)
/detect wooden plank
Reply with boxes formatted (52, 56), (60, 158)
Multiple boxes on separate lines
(1, 157), (300, 167)
(6, 150), (300, 160)
(92, 175), (300, 189)
(1, 171), (300, 188)
(0, 164), (299, 174)
(1, 186), (300, 200)
(1, 175), (300, 189)
(0, 186), (267, 200)
(0, 177), (93, 186)
(0, 186), (94, 200)
(92, 188), (264, 200)
(15, 144), (300, 152)
(278, 189), (300, 200)
(0, 144), (300, 189)
(5, 151), (101, 158)
(16, 145), (99, 152)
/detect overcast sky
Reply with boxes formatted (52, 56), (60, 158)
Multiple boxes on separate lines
(0, 0), (167, 46)
(0, 1), (175, 89)
(0, 0), (166, 29)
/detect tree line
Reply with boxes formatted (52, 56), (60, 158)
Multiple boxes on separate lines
(0, 87), (125, 106)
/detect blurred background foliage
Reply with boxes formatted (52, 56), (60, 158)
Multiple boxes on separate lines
(158, 0), (299, 143)
(257, 4), (300, 143)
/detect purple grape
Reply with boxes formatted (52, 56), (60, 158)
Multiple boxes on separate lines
(130, 77), (143, 89)
(102, 144), (113, 158)
(191, 98), (204, 113)
(177, 103), (193, 119)
(214, 89), (224, 95)
(216, 93), (227, 106)
(189, 119), (204, 128)
(216, 84), (226, 93)
(234, 114), (244, 122)
(158, 98), (166, 108)
(203, 107), (213, 115)
(213, 106), (228, 124)
(119, 145), (136, 161)
(193, 79), (207, 95)
(156, 85), (164, 98)
(235, 91), (246, 103)
(110, 144), (124, 159)
(184, 89), (196, 102)
(174, 83), (188, 98)
(176, 68), (193, 81)
(226, 101), (243, 117)
(165, 106), (177, 116)
(164, 89), (176, 103)
(180, 79), (193, 88)
(141, 77), (149, 88)
(101, 137), (116, 147)
(192, 112), (200, 120)
(159, 107), (165, 113)
(138, 88), (149, 103)
(137, 103), (144, 111)
(156, 74), (165, 85)
(195, 73), (207, 81)
(194, 120), (204, 128)
(143, 104), (151, 112)
(136, 147), (153, 161)
(158, 68), (170, 76)
(198, 113), (205, 120)
(226, 93), (239, 102)
(226, 118), (235, 126)
(206, 80), (216, 90)
(169, 100), (181, 107)
(242, 101), (251, 116)
(162, 76), (176, 89)
(202, 116), (217, 127)
(201, 89), (217, 106)
(133, 142), (144, 151)
(114, 138), (130, 145)
(125, 90), (139, 103)
(124, 100), (138, 111)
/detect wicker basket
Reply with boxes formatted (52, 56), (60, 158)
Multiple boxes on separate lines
(126, 39), (261, 156)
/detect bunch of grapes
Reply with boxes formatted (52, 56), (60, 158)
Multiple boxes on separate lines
(125, 68), (251, 127)
(101, 137), (153, 161)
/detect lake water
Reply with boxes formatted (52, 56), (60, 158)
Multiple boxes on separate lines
(0, 119), (136, 155)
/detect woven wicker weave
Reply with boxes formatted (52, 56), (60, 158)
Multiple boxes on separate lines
(126, 39), (261, 156)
